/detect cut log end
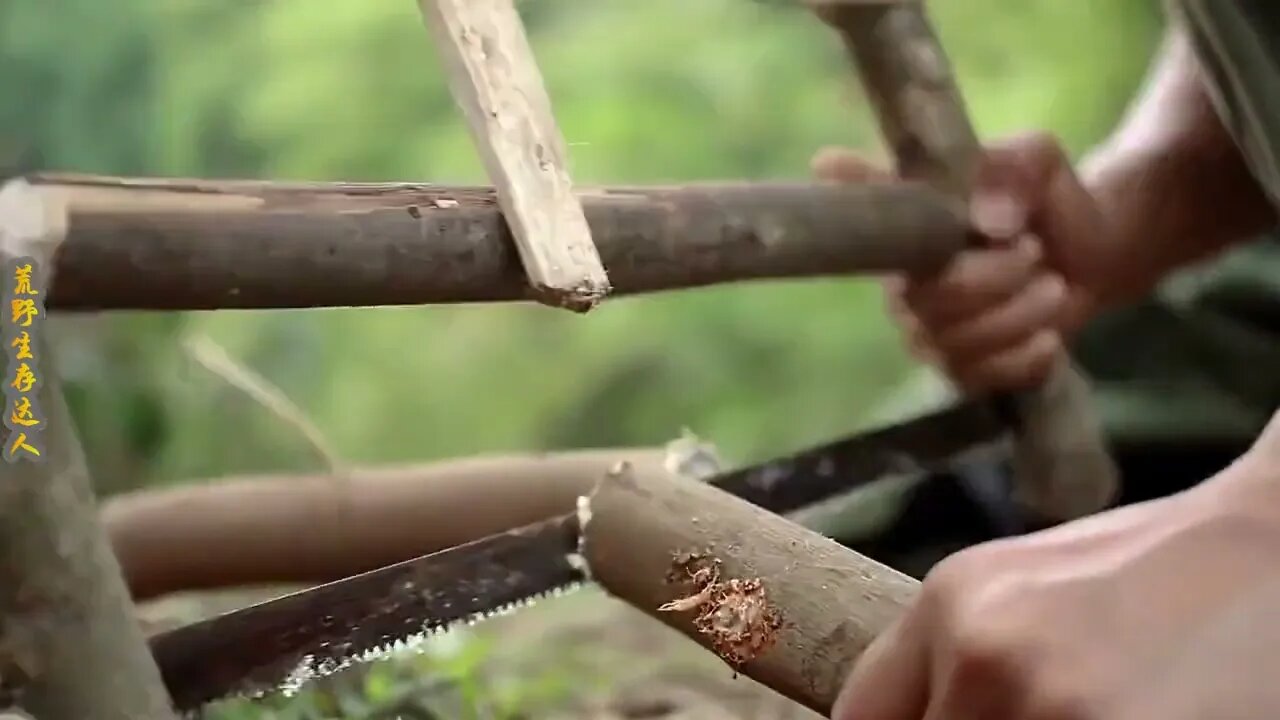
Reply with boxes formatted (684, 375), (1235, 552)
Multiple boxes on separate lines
(578, 460), (919, 715)
(529, 276), (612, 313)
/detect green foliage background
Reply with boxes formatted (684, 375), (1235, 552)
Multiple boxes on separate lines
(2, 0), (1166, 494)
(2, 0), (1166, 493)
(2, 0), (1167, 716)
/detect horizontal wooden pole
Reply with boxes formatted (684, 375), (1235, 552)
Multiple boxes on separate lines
(29, 173), (967, 311)
(103, 447), (677, 601)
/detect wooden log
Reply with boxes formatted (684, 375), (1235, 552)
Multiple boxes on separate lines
(103, 446), (688, 601)
(434, 586), (828, 720)
(27, 174), (967, 311)
(581, 462), (919, 716)
(0, 179), (176, 719)
(814, 3), (1120, 522)
(419, 0), (611, 312)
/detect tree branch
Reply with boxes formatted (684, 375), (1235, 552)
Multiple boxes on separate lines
(29, 174), (967, 311)
(815, 3), (1119, 522)
(0, 179), (177, 718)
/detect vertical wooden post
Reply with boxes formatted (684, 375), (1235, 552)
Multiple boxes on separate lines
(812, 1), (1120, 522)
(0, 179), (176, 720)
(418, 0), (612, 312)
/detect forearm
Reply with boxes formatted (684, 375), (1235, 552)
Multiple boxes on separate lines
(1078, 27), (1278, 309)
(1209, 406), (1280, 512)
(1250, 408), (1280, 468)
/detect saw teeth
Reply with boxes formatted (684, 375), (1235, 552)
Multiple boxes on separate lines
(192, 580), (588, 714)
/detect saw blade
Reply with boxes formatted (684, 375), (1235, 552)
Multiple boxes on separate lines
(149, 514), (584, 714)
(711, 398), (1004, 513)
(149, 399), (1008, 712)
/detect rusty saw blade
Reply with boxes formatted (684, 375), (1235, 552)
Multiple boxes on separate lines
(149, 399), (1007, 713)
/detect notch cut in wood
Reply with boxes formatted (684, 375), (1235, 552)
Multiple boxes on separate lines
(418, 0), (611, 312)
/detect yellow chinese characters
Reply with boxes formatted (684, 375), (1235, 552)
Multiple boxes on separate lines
(12, 263), (38, 296)
(4, 258), (44, 462)
(10, 298), (38, 327)
(10, 331), (32, 360)
(10, 396), (39, 428)
(9, 362), (36, 393)
(7, 394), (41, 458)
(7, 431), (40, 460)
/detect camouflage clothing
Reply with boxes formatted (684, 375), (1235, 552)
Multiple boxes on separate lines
(1079, 1), (1280, 451)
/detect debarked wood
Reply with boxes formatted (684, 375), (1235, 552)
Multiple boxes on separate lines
(581, 462), (919, 716)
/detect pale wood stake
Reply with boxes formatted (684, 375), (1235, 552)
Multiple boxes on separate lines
(418, 0), (611, 312)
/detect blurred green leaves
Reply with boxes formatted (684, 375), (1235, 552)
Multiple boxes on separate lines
(0, 1), (1169, 715)
(3, 0), (1163, 488)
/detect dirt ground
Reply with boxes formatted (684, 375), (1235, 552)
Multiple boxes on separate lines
(140, 584), (824, 720)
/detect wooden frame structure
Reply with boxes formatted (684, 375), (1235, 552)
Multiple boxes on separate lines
(0, 2), (1121, 718)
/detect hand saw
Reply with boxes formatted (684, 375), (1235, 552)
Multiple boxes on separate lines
(148, 399), (1007, 713)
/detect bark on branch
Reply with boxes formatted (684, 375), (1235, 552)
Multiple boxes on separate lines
(581, 462), (920, 716)
(0, 180), (177, 719)
(816, 3), (1119, 522)
(28, 174), (967, 311)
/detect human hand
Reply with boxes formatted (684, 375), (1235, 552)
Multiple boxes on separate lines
(828, 449), (1280, 720)
(812, 135), (1116, 393)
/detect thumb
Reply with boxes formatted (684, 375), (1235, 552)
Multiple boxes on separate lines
(811, 146), (898, 184)
(830, 612), (930, 720)
(971, 132), (1107, 332)
(971, 133), (1102, 262)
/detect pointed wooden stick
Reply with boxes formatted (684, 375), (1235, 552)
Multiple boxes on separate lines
(419, 0), (611, 312)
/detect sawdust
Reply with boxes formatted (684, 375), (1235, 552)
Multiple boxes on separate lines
(140, 583), (819, 719)
(657, 551), (783, 669)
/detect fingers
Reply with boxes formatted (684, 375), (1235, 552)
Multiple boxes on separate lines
(811, 146), (896, 184)
(946, 330), (1062, 394)
(898, 236), (1045, 325)
(971, 131), (1069, 236)
(974, 131), (1107, 274)
(886, 263), (1070, 394)
(830, 611), (931, 720)
(816, 136), (1093, 395)
(969, 192), (1027, 246)
(881, 233), (1068, 393)
(929, 272), (1067, 365)
(886, 133), (1095, 394)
